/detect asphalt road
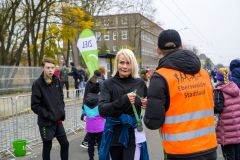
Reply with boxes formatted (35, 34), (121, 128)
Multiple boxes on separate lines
(25, 125), (224, 160)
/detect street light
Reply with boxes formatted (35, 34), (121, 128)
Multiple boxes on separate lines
(177, 27), (188, 31)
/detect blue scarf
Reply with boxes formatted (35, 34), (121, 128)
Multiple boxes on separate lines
(98, 114), (149, 160)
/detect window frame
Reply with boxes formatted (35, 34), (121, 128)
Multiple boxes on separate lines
(113, 31), (117, 40)
(122, 18), (127, 25)
(96, 32), (101, 41)
(104, 31), (109, 41)
(122, 30), (127, 40)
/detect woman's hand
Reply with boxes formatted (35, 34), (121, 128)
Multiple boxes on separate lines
(127, 93), (136, 104)
(141, 97), (147, 109)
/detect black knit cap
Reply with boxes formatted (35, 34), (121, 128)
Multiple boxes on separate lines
(89, 81), (100, 93)
(158, 29), (182, 50)
(70, 62), (74, 66)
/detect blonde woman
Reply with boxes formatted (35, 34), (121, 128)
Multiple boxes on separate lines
(214, 68), (240, 160)
(98, 49), (149, 160)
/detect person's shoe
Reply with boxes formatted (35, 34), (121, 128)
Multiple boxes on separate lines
(94, 143), (98, 147)
(80, 141), (88, 148)
(89, 157), (94, 160)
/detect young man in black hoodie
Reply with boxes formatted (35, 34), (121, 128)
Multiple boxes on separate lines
(144, 29), (217, 160)
(31, 58), (69, 160)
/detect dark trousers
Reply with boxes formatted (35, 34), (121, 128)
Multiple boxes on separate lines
(167, 151), (217, 160)
(110, 145), (136, 160)
(88, 132), (102, 158)
(42, 135), (69, 160)
(83, 132), (89, 142)
(60, 81), (69, 97)
(75, 80), (79, 97)
(221, 144), (240, 160)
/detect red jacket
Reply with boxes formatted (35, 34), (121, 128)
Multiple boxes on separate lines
(54, 70), (61, 82)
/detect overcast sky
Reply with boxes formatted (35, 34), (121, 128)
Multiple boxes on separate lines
(153, 0), (240, 67)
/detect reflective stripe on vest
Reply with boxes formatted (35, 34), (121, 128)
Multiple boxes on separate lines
(164, 109), (214, 124)
(162, 125), (215, 141)
(156, 68), (217, 155)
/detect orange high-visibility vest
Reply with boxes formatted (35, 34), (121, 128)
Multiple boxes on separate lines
(156, 68), (217, 155)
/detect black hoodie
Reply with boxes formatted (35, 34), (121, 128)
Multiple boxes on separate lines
(31, 73), (65, 127)
(144, 49), (216, 159)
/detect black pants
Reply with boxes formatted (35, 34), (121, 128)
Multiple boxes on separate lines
(110, 145), (136, 160)
(167, 151), (217, 160)
(75, 80), (79, 97)
(221, 144), (240, 160)
(83, 132), (89, 142)
(88, 132), (102, 158)
(60, 81), (69, 97)
(42, 135), (69, 160)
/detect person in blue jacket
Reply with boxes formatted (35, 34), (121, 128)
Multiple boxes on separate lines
(230, 59), (240, 89)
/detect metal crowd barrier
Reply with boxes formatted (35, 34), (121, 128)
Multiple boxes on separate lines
(74, 89), (86, 131)
(0, 88), (86, 158)
(63, 90), (77, 134)
(0, 97), (15, 158)
(15, 95), (36, 152)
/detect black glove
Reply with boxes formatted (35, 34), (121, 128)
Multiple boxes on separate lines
(81, 114), (85, 121)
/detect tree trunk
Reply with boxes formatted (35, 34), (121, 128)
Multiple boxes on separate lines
(66, 39), (70, 67)
(71, 42), (76, 65)
(39, 5), (49, 66)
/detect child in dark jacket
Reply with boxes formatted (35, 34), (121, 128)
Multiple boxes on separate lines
(213, 68), (240, 160)
(82, 78), (104, 160)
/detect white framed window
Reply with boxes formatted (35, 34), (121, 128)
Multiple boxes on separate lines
(141, 31), (144, 40)
(122, 18), (127, 25)
(113, 46), (117, 52)
(61, 56), (63, 61)
(69, 57), (72, 62)
(113, 19), (118, 25)
(142, 47), (145, 55)
(113, 31), (117, 40)
(122, 31), (127, 40)
(104, 19), (109, 26)
(104, 32), (109, 40)
(106, 46), (110, 53)
(96, 32), (101, 41)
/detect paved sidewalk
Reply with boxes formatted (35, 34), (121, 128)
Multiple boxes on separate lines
(5, 125), (224, 160)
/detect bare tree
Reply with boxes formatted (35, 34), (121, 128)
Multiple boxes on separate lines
(183, 43), (200, 55)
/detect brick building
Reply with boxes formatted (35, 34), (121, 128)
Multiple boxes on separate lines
(94, 13), (163, 71)
(60, 13), (163, 73)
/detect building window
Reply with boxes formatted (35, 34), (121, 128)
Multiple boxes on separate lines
(122, 31), (127, 40)
(142, 47), (145, 55)
(55, 55), (57, 59)
(61, 56), (63, 61)
(69, 57), (72, 62)
(106, 46), (110, 53)
(113, 46), (117, 53)
(104, 19), (109, 26)
(112, 19), (118, 26)
(96, 32), (101, 41)
(113, 31), (117, 40)
(104, 32), (109, 40)
(122, 18), (127, 25)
